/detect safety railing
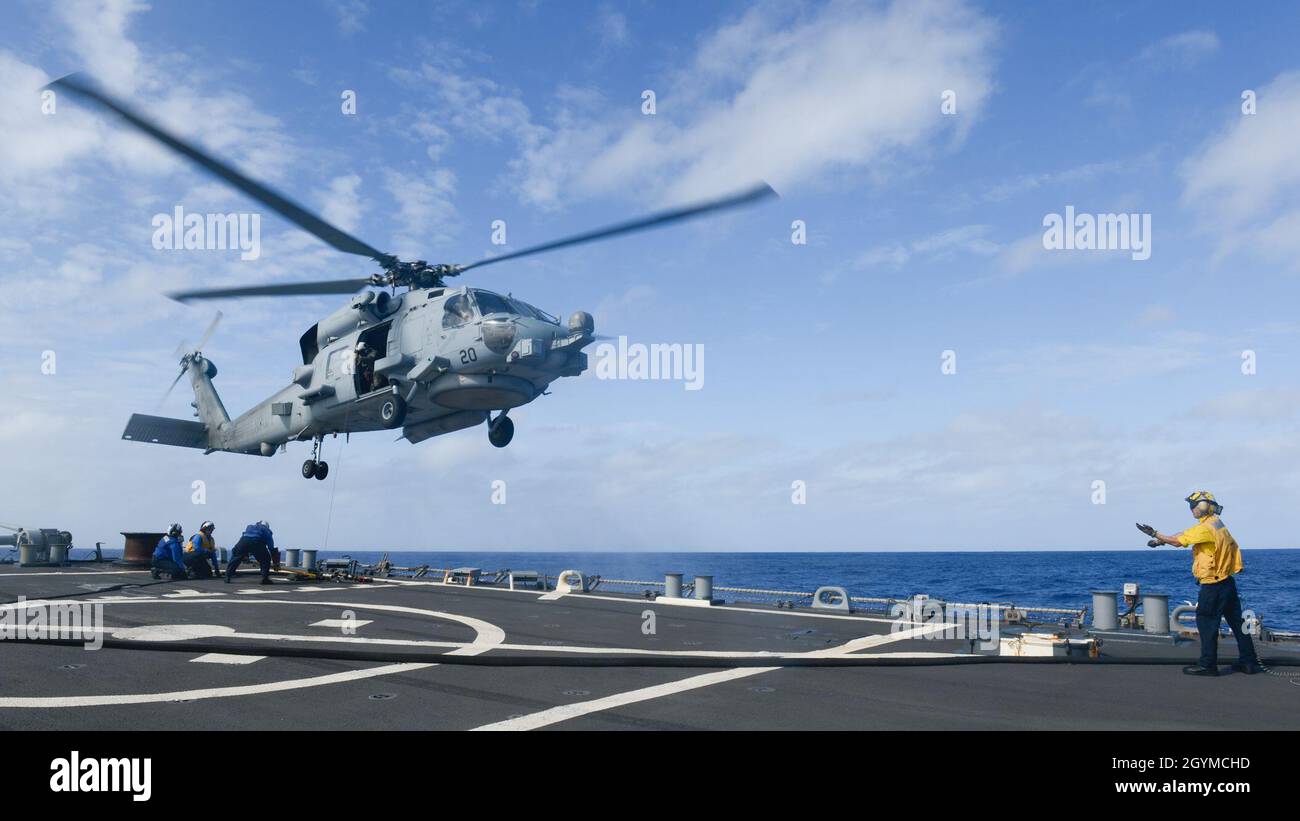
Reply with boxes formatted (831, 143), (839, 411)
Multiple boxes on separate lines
(317, 562), (1090, 623)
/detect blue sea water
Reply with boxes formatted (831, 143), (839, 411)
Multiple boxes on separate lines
(310, 548), (1300, 632)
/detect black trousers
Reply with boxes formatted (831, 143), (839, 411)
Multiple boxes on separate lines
(1196, 575), (1258, 668)
(184, 553), (215, 579)
(151, 557), (186, 579)
(226, 537), (272, 580)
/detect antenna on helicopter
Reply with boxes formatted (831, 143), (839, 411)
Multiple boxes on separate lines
(47, 73), (777, 304)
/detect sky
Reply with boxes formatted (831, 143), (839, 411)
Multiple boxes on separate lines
(1, 0), (1299, 553)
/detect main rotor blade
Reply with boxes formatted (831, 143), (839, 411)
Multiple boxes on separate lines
(195, 311), (223, 352)
(457, 182), (778, 273)
(48, 74), (393, 264)
(166, 278), (374, 303)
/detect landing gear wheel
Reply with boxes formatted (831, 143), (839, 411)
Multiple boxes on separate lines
(302, 459), (317, 479)
(488, 415), (514, 448)
(314, 461), (329, 480)
(379, 395), (407, 429)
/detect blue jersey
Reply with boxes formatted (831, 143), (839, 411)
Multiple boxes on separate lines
(240, 523), (274, 552)
(152, 536), (186, 567)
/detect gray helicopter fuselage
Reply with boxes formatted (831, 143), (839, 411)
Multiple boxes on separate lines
(187, 286), (591, 456)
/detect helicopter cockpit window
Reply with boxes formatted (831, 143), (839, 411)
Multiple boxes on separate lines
(471, 290), (513, 317)
(442, 293), (474, 329)
(509, 297), (558, 324)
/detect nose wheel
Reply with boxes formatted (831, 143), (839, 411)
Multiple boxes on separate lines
(488, 414), (514, 448)
(302, 438), (329, 480)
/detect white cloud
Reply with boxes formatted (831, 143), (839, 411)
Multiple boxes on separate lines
(1076, 30), (1219, 111)
(1188, 388), (1300, 425)
(382, 168), (458, 257)
(855, 224), (998, 270)
(317, 174), (365, 232)
(0, 52), (102, 193)
(55, 0), (150, 95)
(328, 0), (368, 35)
(593, 5), (629, 48)
(1181, 70), (1300, 266)
(510, 0), (998, 206)
(1137, 304), (1175, 326)
(1138, 30), (1220, 69)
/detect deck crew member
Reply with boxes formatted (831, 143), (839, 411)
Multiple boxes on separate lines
(184, 520), (221, 579)
(224, 520), (278, 585)
(150, 524), (189, 580)
(1138, 491), (1262, 676)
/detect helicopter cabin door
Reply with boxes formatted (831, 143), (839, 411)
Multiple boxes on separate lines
(353, 321), (395, 398)
(323, 342), (359, 405)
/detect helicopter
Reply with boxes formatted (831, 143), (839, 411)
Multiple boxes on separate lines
(50, 75), (774, 479)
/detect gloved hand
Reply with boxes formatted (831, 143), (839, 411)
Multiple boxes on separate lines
(1147, 538), (1162, 548)
(1135, 523), (1157, 538)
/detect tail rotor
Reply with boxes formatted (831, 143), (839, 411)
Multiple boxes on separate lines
(158, 312), (222, 409)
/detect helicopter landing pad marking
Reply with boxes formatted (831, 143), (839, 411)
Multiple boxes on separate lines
(191, 653), (265, 664)
(0, 598), (503, 708)
(309, 618), (372, 629)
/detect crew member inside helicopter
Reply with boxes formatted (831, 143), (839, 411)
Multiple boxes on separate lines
(355, 341), (378, 393)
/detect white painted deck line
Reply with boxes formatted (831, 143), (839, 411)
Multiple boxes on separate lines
(191, 653), (265, 665)
(471, 622), (959, 731)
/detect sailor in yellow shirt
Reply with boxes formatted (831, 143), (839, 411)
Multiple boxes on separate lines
(183, 521), (221, 579)
(1137, 491), (1261, 677)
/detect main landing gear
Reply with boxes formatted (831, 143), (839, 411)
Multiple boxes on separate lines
(302, 437), (329, 480)
(488, 412), (514, 448)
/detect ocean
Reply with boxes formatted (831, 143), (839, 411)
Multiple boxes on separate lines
(305, 548), (1300, 632)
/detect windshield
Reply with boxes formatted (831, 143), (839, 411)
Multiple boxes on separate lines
(471, 290), (514, 316)
(508, 297), (559, 324)
(442, 293), (475, 328)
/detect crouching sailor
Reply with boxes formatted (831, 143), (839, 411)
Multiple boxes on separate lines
(225, 520), (278, 585)
(151, 523), (189, 580)
(184, 520), (221, 579)
(1137, 491), (1262, 677)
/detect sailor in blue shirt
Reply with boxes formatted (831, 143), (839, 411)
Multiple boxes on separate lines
(150, 524), (189, 580)
(224, 520), (279, 585)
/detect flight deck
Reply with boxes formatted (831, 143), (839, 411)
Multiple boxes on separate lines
(1, 564), (1296, 731)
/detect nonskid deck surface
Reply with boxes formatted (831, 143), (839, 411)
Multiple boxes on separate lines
(0, 566), (1295, 730)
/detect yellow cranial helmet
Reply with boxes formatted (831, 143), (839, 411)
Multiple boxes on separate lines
(1185, 490), (1223, 515)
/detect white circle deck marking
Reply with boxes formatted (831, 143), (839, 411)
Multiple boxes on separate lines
(0, 598), (503, 708)
(111, 624), (235, 641)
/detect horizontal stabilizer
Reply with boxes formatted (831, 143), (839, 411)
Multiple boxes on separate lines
(122, 414), (209, 449)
